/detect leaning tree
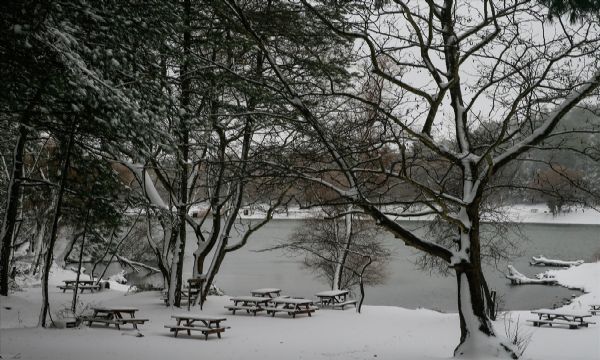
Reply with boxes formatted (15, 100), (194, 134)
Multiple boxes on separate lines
(222, 0), (600, 358)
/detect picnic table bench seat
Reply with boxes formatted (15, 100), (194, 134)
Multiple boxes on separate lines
(263, 305), (319, 317)
(224, 304), (264, 315)
(330, 300), (357, 309)
(163, 324), (225, 340)
(81, 316), (148, 329)
(526, 319), (589, 329)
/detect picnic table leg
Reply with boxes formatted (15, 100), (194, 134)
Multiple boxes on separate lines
(186, 320), (192, 336)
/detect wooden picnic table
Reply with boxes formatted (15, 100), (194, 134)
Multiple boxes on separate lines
(226, 296), (271, 315)
(84, 306), (148, 330)
(315, 290), (357, 310)
(64, 279), (96, 285)
(165, 314), (227, 340)
(250, 288), (281, 298)
(58, 280), (101, 293)
(529, 309), (595, 329)
(266, 297), (318, 318)
(187, 277), (206, 310)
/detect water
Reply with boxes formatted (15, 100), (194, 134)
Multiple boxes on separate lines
(125, 220), (600, 312)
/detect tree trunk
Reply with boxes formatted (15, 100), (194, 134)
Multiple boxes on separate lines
(29, 220), (47, 275)
(454, 267), (516, 359)
(333, 211), (352, 290)
(90, 228), (116, 280)
(172, 0), (192, 308)
(167, 224), (181, 307)
(59, 230), (81, 266)
(200, 234), (228, 305)
(38, 131), (74, 327)
(0, 125), (28, 296)
(71, 208), (90, 313)
(453, 204), (517, 359)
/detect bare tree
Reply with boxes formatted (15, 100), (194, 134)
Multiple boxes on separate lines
(222, 0), (600, 357)
(271, 209), (390, 291)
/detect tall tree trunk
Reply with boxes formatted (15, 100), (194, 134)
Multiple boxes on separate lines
(0, 125), (28, 296)
(333, 211), (352, 290)
(71, 208), (90, 313)
(38, 131), (74, 327)
(200, 233), (228, 305)
(172, 0), (192, 308)
(166, 224), (180, 306)
(454, 265), (515, 359)
(29, 220), (47, 275)
(453, 204), (517, 359)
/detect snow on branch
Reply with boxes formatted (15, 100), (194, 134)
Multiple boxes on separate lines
(120, 161), (169, 210)
(116, 255), (160, 273)
(506, 265), (558, 285)
(530, 255), (584, 267)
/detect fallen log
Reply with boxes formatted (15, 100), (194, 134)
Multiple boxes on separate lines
(116, 255), (160, 273)
(506, 265), (558, 285)
(530, 255), (584, 267)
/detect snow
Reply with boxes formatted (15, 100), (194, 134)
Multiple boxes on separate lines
(235, 204), (600, 225)
(498, 205), (600, 225)
(1, 262), (599, 359)
(505, 265), (558, 285)
(530, 255), (584, 267)
(455, 272), (515, 359)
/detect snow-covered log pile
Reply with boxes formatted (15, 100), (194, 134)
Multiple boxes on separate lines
(506, 265), (558, 285)
(530, 255), (584, 267)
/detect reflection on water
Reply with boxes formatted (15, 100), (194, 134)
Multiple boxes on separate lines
(103, 220), (599, 312)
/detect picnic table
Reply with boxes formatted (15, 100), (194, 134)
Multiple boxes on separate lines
(590, 304), (600, 315)
(528, 309), (595, 329)
(164, 314), (227, 340)
(161, 287), (200, 306)
(64, 280), (96, 285)
(264, 297), (318, 318)
(58, 280), (101, 293)
(187, 276), (206, 310)
(250, 288), (282, 298)
(83, 306), (148, 330)
(315, 290), (357, 309)
(225, 296), (271, 315)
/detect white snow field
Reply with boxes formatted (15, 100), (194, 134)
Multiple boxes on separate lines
(1, 262), (598, 360)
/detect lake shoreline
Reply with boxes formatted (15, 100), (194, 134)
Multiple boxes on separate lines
(231, 203), (600, 225)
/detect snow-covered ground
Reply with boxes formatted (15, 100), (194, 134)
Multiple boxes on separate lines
(1, 262), (598, 360)
(233, 204), (600, 225)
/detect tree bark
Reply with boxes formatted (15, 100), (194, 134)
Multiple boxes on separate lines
(38, 131), (74, 327)
(0, 125), (28, 296)
(29, 220), (47, 275)
(71, 207), (90, 313)
(333, 211), (352, 290)
(172, 0), (192, 308)
(453, 203), (517, 359)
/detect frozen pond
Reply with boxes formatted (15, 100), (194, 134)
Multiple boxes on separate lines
(126, 220), (599, 312)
